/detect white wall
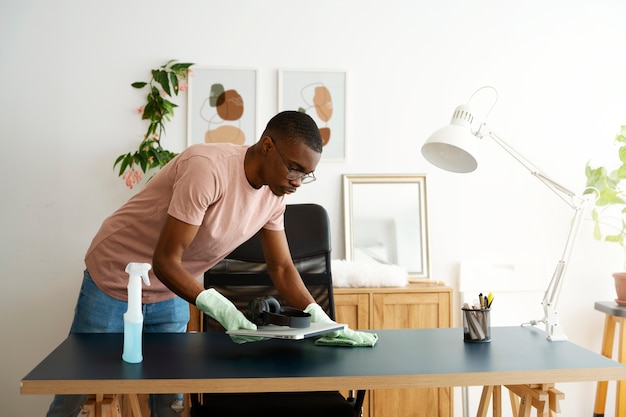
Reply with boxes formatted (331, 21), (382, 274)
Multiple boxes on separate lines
(2, 1), (625, 416)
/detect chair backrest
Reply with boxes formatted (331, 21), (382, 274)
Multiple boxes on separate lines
(203, 203), (335, 332)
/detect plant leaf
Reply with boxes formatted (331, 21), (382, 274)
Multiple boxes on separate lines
(118, 154), (132, 176)
(154, 70), (171, 96)
(169, 72), (179, 96)
(113, 153), (127, 168)
(170, 62), (194, 71)
(593, 221), (602, 240)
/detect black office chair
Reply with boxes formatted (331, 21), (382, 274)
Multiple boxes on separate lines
(189, 203), (365, 417)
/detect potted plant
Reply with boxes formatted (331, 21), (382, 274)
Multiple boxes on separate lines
(584, 125), (626, 302)
(114, 60), (193, 189)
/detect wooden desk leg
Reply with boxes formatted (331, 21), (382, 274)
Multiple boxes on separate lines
(123, 394), (143, 417)
(100, 396), (122, 417)
(476, 386), (503, 417)
(506, 385), (553, 417)
(84, 394), (136, 417)
(518, 392), (532, 417)
(96, 394), (105, 417)
(477, 386), (494, 417)
(509, 390), (520, 417)
(81, 398), (96, 417)
(618, 317), (626, 417)
(531, 384), (551, 417)
(548, 386), (564, 416)
(595, 314), (616, 417)
(493, 385), (502, 417)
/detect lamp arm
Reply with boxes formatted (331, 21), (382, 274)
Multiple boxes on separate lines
(476, 123), (587, 341)
(476, 123), (581, 209)
(537, 205), (585, 341)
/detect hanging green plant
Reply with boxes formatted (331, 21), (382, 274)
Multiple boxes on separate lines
(114, 59), (194, 188)
(584, 125), (626, 250)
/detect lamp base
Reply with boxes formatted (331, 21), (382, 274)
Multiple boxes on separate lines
(547, 333), (568, 342)
(546, 323), (568, 342)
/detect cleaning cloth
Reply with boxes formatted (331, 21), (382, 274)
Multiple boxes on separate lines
(304, 303), (378, 347)
(315, 332), (378, 347)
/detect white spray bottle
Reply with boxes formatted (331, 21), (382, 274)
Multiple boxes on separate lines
(122, 262), (151, 363)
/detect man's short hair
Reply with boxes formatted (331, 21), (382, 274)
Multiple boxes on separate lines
(264, 111), (323, 153)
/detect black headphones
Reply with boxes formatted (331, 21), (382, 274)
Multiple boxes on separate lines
(245, 296), (311, 328)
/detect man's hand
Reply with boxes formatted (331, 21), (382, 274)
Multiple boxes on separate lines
(304, 303), (378, 347)
(196, 289), (266, 344)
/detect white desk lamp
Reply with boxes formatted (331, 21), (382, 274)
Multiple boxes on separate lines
(421, 86), (586, 341)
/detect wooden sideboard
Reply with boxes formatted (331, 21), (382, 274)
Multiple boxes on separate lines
(334, 281), (453, 417)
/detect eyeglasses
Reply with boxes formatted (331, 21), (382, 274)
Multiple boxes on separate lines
(269, 137), (317, 184)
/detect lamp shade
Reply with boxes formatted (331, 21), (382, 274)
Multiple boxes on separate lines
(421, 104), (479, 173)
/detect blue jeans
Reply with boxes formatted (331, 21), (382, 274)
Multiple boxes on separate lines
(45, 270), (189, 417)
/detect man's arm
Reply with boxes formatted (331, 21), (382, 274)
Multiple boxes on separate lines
(153, 216), (262, 342)
(259, 226), (378, 346)
(259, 228), (316, 309)
(152, 215), (206, 304)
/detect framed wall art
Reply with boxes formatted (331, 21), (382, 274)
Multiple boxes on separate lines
(278, 69), (346, 161)
(187, 67), (257, 147)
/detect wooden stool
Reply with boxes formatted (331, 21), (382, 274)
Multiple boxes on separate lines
(594, 301), (626, 417)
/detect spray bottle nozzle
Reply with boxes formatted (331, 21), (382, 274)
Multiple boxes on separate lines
(125, 262), (151, 286)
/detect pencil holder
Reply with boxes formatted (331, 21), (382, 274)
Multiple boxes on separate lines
(462, 307), (491, 343)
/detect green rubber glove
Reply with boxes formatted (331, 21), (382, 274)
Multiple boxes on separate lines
(196, 289), (266, 344)
(304, 303), (378, 347)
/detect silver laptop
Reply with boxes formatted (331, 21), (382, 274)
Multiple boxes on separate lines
(227, 322), (346, 340)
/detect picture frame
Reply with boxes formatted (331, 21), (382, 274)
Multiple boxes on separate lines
(343, 174), (430, 279)
(187, 67), (258, 147)
(278, 69), (346, 161)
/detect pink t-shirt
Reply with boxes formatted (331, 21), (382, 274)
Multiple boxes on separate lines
(85, 143), (285, 303)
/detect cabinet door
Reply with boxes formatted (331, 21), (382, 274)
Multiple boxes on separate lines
(372, 292), (451, 329)
(334, 293), (369, 329)
(373, 388), (452, 417)
(372, 291), (452, 417)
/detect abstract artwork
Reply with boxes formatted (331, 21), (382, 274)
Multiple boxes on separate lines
(279, 70), (346, 161)
(187, 67), (257, 147)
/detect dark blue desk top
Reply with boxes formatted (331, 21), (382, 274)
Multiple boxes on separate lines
(21, 327), (626, 395)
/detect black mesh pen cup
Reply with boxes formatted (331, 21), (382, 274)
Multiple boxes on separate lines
(462, 307), (491, 343)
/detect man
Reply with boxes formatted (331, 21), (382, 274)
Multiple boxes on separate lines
(46, 111), (375, 417)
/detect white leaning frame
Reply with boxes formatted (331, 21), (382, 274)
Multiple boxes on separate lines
(343, 174), (430, 279)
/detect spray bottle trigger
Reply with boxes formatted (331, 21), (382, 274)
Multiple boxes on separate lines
(125, 262), (152, 286)
(141, 272), (151, 286)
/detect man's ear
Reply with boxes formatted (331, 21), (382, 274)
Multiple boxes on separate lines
(260, 135), (273, 154)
